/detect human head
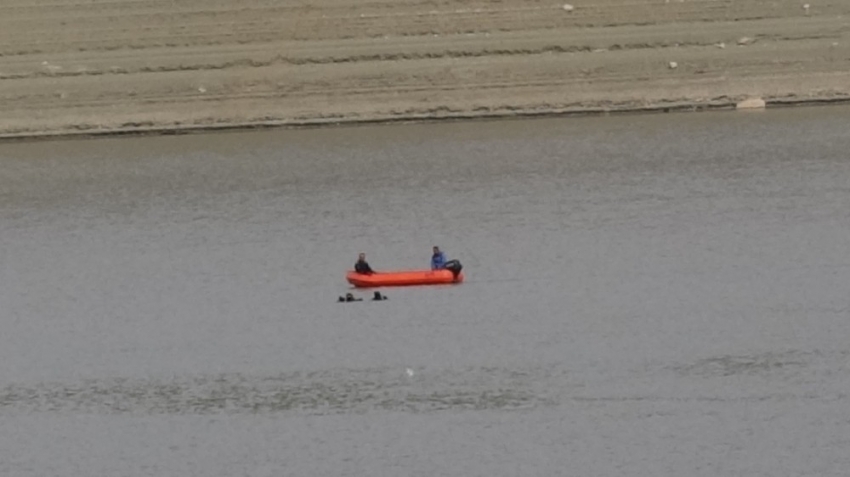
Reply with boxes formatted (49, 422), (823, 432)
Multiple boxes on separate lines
(432, 246), (440, 254)
(358, 252), (366, 261)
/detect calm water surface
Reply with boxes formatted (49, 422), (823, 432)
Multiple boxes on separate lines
(1, 106), (850, 476)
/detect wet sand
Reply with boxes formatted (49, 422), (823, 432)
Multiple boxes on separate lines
(1, 0), (849, 139)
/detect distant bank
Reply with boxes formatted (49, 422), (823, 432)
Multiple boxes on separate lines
(2, 0), (849, 141)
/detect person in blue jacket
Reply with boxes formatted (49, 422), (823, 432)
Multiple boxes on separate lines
(431, 246), (447, 270)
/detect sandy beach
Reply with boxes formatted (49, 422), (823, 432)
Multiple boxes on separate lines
(1, 0), (849, 139)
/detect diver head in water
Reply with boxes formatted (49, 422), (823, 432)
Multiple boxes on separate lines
(338, 292), (362, 302)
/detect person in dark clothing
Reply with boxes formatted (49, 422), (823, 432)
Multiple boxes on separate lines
(354, 252), (374, 274)
(372, 291), (388, 301)
(339, 293), (362, 302)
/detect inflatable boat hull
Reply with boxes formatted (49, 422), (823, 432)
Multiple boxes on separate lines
(346, 269), (464, 288)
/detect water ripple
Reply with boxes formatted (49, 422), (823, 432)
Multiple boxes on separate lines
(0, 367), (552, 415)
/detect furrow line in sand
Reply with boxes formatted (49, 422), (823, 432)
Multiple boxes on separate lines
(6, 96), (850, 141)
(5, 40), (848, 85)
(2, 15), (845, 58)
(2, 22), (847, 77)
(0, 0), (809, 14)
(0, 10), (827, 35)
(0, 44), (823, 80)
(6, 69), (850, 113)
(0, 2), (839, 33)
(3, 12), (847, 55)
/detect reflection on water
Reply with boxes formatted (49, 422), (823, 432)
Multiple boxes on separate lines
(2, 348), (847, 416)
(675, 350), (813, 378)
(0, 367), (550, 415)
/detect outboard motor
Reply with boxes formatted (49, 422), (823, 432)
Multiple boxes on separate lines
(444, 259), (463, 279)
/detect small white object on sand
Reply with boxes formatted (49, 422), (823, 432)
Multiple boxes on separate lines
(736, 98), (766, 110)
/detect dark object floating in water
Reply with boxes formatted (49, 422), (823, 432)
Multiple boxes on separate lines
(337, 291), (388, 302)
(338, 293), (362, 302)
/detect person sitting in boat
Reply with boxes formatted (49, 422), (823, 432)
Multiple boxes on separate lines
(354, 252), (374, 274)
(431, 246), (447, 270)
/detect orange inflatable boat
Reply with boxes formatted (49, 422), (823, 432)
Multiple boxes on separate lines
(346, 269), (464, 288)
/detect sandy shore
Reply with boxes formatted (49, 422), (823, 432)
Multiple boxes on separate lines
(1, 0), (849, 139)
